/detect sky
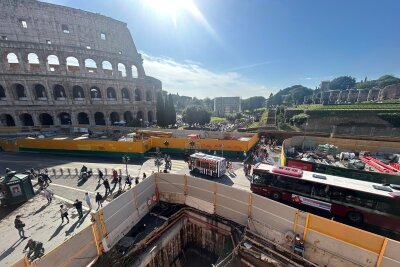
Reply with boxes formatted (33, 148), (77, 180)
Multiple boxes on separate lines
(41, 0), (400, 98)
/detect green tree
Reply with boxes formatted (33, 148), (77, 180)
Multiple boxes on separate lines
(156, 91), (166, 127)
(289, 113), (310, 125)
(165, 94), (176, 126)
(182, 105), (211, 126)
(377, 75), (400, 88)
(329, 76), (356, 90)
(242, 96), (266, 111)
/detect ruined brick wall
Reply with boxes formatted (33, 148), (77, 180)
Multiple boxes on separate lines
(0, 0), (161, 127)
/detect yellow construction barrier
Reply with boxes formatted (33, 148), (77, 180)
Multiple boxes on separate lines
(308, 214), (385, 254)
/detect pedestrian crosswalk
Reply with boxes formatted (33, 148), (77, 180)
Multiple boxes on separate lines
(144, 159), (188, 174)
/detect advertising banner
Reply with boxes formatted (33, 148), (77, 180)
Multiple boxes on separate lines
(292, 194), (331, 212)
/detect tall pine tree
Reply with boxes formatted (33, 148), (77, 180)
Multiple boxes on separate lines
(156, 91), (165, 127)
(166, 94), (176, 126)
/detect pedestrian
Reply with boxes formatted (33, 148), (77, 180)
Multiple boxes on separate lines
(112, 169), (118, 181)
(118, 175), (122, 191)
(73, 199), (83, 219)
(15, 215), (26, 239)
(142, 172), (147, 181)
(37, 175), (45, 189)
(85, 192), (92, 210)
(60, 205), (69, 224)
(41, 173), (51, 186)
(135, 176), (139, 185)
(95, 192), (103, 210)
(125, 175), (132, 189)
(103, 178), (110, 195)
(98, 169), (104, 184)
(43, 188), (53, 204)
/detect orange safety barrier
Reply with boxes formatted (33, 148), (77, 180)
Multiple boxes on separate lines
(308, 214), (385, 253)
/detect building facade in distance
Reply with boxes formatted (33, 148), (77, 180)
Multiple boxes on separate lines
(0, 0), (161, 128)
(214, 97), (241, 117)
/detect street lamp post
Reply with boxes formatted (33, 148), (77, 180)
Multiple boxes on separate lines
(122, 155), (130, 176)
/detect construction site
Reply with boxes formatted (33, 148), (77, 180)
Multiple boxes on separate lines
(10, 173), (400, 267)
(282, 136), (400, 185)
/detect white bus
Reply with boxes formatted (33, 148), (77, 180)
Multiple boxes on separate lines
(189, 153), (227, 177)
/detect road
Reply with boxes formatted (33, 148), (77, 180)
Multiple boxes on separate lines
(0, 151), (253, 205)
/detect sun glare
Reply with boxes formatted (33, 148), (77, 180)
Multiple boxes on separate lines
(145, 0), (195, 24)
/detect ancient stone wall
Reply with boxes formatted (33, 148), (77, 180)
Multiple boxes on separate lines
(0, 0), (161, 127)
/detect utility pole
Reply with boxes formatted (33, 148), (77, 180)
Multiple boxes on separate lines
(122, 155), (130, 176)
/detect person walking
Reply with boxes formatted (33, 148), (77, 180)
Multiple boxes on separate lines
(60, 205), (69, 224)
(142, 172), (147, 181)
(125, 175), (132, 189)
(95, 192), (103, 210)
(135, 176), (139, 185)
(98, 169), (104, 184)
(73, 199), (83, 219)
(118, 175), (122, 191)
(103, 178), (110, 195)
(15, 215), (27, 239)
(85, 192), (92, 210)
(43, 188), (53, 204)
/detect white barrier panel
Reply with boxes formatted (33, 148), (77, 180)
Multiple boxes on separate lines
(215, 184), (249, 225)
(101, 175), (157, 250)
(33, 225), (97, 267)
(251, 193), (296, 233)
(382, 239), (400, 267)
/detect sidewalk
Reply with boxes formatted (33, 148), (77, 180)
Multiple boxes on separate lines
(0, 195), (91, 266)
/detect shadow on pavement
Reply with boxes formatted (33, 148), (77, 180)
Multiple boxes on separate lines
(48, 224), (66, 241)
(0, 238), (26, 262)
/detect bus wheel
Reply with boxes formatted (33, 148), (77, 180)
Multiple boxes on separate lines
(347, 212), (363, 224)
(271, 192), (281, 200)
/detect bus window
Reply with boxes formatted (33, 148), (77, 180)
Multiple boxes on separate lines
(210, 163), (216, 171)
(252, 174), (266, 185)
(201, 161), (209, 169)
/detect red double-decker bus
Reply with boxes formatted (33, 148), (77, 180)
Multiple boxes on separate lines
(251, 163), (400, 233)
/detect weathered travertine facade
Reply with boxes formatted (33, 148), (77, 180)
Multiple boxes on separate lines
(0, 0), (161, 127)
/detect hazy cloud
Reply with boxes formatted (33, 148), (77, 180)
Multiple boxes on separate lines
(141, 52), (269, 98)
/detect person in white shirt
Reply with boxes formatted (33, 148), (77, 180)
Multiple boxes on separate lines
(59, 205), (69, 224)
(85, 192), (92, 210)
(43, 188), (53, 204)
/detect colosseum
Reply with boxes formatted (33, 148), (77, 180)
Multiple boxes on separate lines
(0, 0), (161, 129)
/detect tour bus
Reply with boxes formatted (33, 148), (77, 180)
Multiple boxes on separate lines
(189, 153), (227, 178)
(251, 163), (400, 233)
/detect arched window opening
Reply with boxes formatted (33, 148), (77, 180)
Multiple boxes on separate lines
(47, 55), (60, 72)
(58, 112), (71, 125)
(34, 84), (47, 100)
(73, 85), (85, 99)
(107, 87), (116, 100)
(110, 112), (120, 124)
(14, 84), (27, 100)
(148, 111), (154, 122)
(135, 88), (142, 101)
(39, 113), (54, 126)
(102, 61), (113, 76)
(124, 111), (133, 124)
(131, 65), (138, 78)
(90, 86), (101, 99)
(85, 59), (97, 73)
(27, 53), (40, 71)
(121, 88), (130, 101)
(66, 56), (80, 73)
(117, 63), (126, 77)
(53, 84), (66, 100)
(0, 114), (15, 126)
(136, 111), (144, 120)
(146, 90), (153, 101)
(0, 85), (6, 100)
(20, 113), (34, 126)
(77, 112), (90, 125)
(94, 112), (106, 125)
(7, 53), (20, 70)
